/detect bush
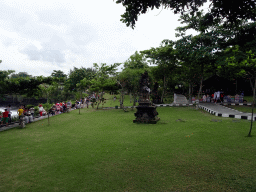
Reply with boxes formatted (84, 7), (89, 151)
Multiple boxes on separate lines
(34, 106), (39, 116)
(26, 104), (35, 109)
(12, 116), (19, 122)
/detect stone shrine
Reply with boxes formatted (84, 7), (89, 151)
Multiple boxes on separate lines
(133, 71), (160, 124)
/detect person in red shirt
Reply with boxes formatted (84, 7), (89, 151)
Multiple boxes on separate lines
(1, 109), (9, 126)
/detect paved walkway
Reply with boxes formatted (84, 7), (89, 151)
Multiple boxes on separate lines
(0, 115), (49, 132)
(0, 108), (77, 132)
(198, 103), (256, 121)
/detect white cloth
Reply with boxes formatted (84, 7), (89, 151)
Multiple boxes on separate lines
(216, 91), (220, 99)
(214, 92), (217, 100)
(24, 116), (29, 124)
(29, 115), (34, 122)
(39, 107), (44, 112)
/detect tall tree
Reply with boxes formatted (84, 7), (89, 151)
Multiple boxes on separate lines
(66, 67), (96, 92)
(141, 40), (177, 103)
(123, 51), (149, 69)
(89, 63), (121, 109)
(225, 45), (256, 137)
(176, 34), (216, 100)
(51, 70), (67, 78)
(118, 68), (152, 107)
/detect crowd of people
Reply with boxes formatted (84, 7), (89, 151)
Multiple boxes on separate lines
(0, 94), (99, 127)
(197, 91), (245, 103)
(200, 91), (225, 103)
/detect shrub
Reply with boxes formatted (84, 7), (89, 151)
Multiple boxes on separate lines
(34, 106), (39, 116)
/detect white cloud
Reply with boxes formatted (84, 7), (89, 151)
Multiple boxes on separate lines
(0, 0), (211, 77)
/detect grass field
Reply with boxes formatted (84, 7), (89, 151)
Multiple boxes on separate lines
(1, 107), (256, 191)
(243, 96), (254, 103)
(227, 105), (256, 113)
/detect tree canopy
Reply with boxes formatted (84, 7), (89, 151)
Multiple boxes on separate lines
(115, 0), (256, 29)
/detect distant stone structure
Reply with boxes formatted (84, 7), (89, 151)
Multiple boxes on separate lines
(133, 71), (160, 124)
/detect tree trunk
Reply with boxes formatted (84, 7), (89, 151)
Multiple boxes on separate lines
(248, 78), (256, 137)
(189, 83), (192, 103)
(197, 77), (204, 101)
(48, 114), (50, 125)
(133, 92), (137, 107)
(121, 90), (124, 108)
(120, 89), (123, 109)
(132, 92), (137, 110)
(161, 76), (166, 103)
(79, 91), (81, 114)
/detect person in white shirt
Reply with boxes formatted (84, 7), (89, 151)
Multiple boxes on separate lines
(216, 91), (220, 103)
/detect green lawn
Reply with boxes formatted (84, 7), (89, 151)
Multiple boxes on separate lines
(1, 107), (256, 191)
(243, 96), (254, 103)
(227, 105), (256, 113)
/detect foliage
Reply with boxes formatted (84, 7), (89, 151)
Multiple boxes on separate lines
(141, 40), (177, 102)
(123, 51), (148, 69)
(225, 45), (256, 136)
(66, 67), (96, 92)
(39, 83), (57, 103)
(34, 106), (39, 116)
(225, 45), (256, 82)
(51, 70), (67, 78)
(10, 72), (32, 79)
(115, 0), (256, 29)
(90, 98), (97, 108)
(87, 63), (121, 109)
(0, 70), (15, 81)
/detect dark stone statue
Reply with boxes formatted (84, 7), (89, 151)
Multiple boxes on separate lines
(139, 71), (151, 102)
(133, 71), (160, 124)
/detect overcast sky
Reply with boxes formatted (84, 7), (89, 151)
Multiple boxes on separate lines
(0, 0), (210, 77)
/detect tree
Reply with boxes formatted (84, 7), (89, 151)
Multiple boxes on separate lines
(76, 78), (89, 114)
(225, 45), (256, 137)
(89, 63), (121, 109)
(66, 67), (96, 92)
(42, 103), (53, 126)
(0, 70), (15, 81)
(114, 0), (256, 29)
(118, 51), (149, 107)
(51, 70), (67, 78)
(141, 40), (177, 103)
(118, 68), (151, 107)
(39, 83), (57, 103)
(10, 72), (32, 79)
(0, 70), (15, 96)
(123, 51), (149, 69)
